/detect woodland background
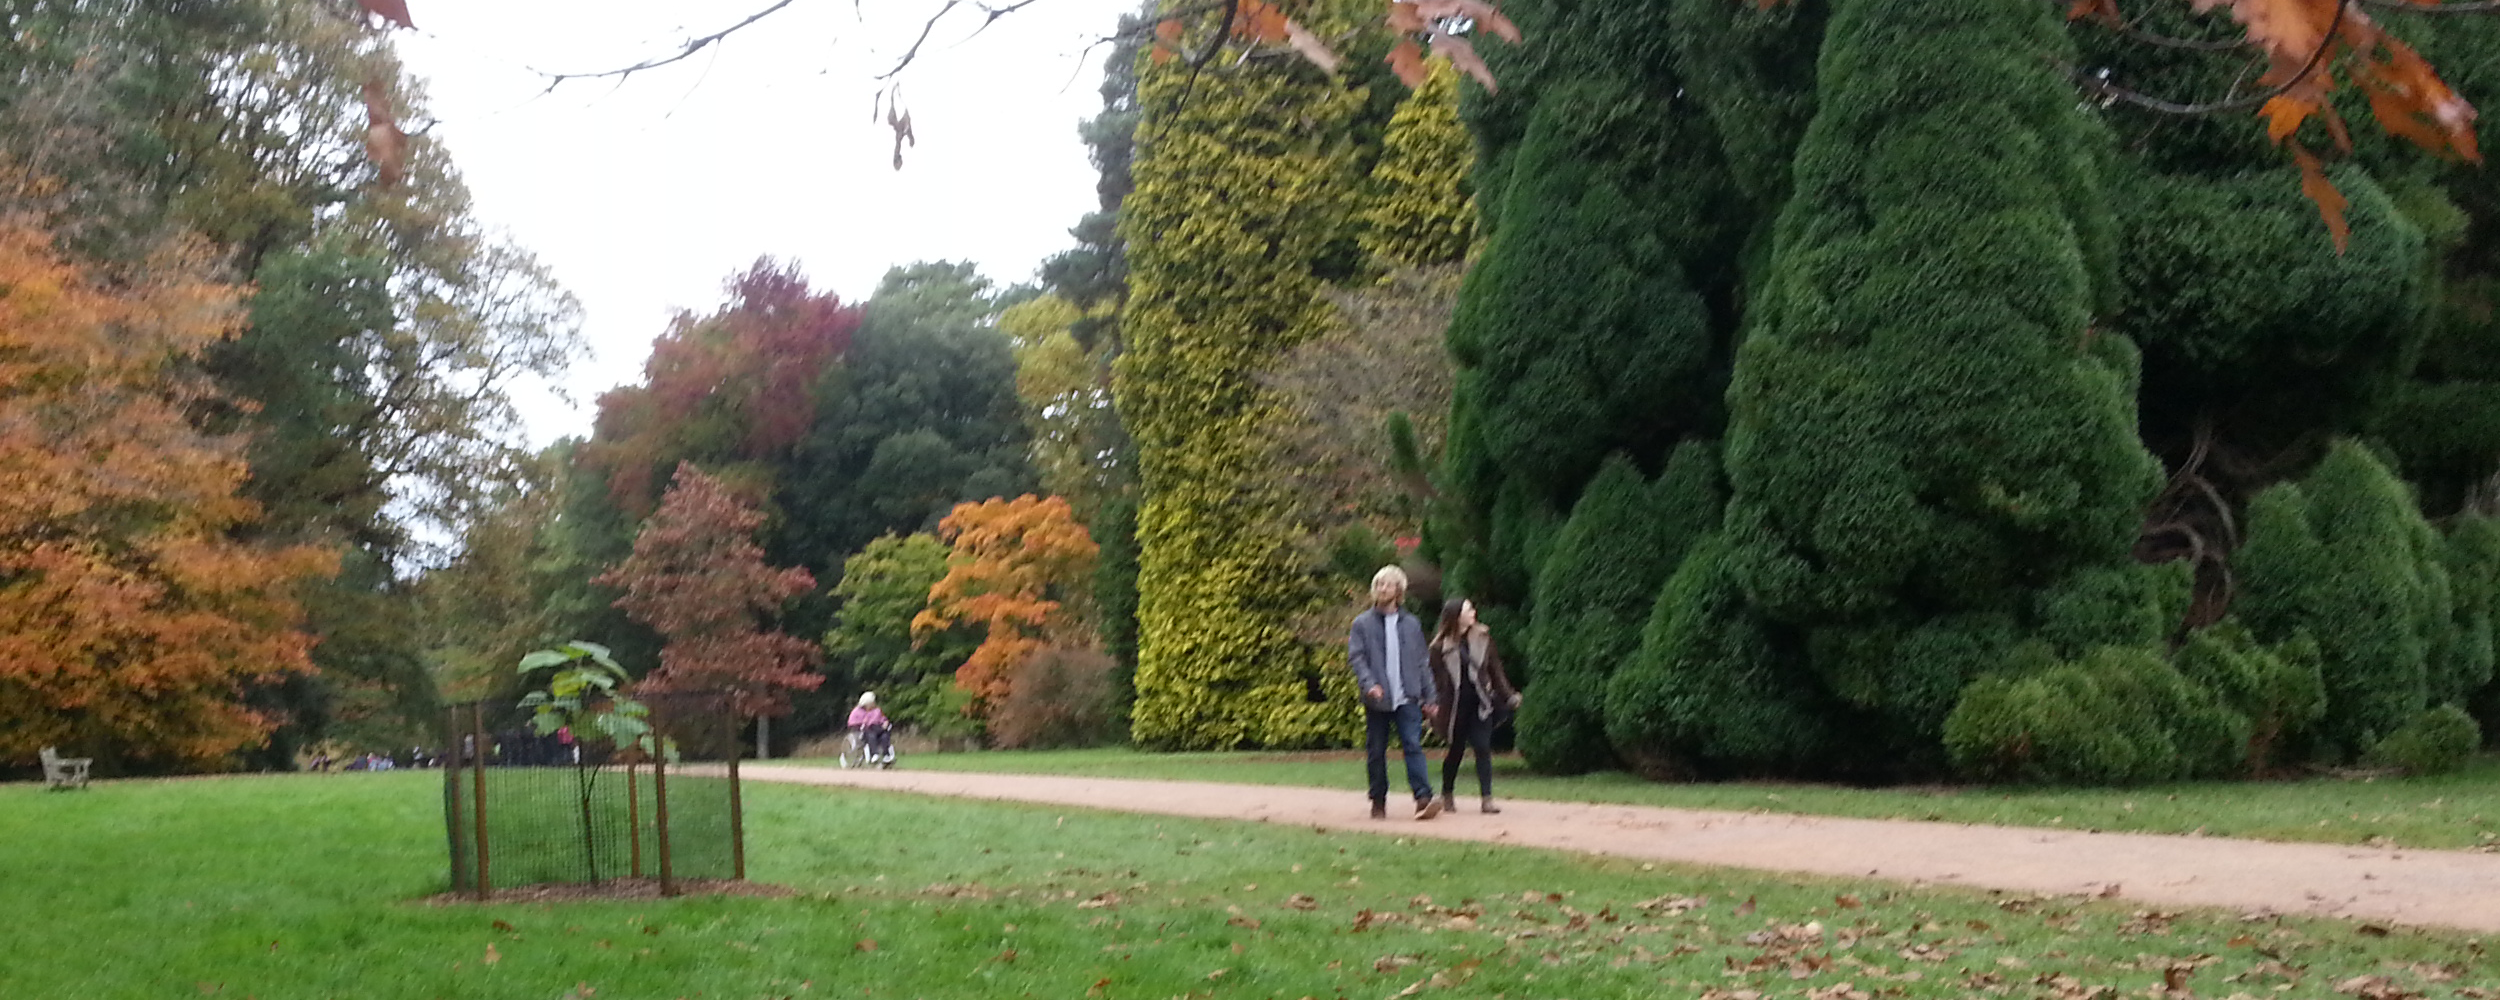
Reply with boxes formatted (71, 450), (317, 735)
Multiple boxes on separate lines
(11, 0), (2500, 787)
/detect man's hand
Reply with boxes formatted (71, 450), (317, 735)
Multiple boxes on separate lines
(1423, 703), (1440, 720)
(1367, 685), (1385, 703)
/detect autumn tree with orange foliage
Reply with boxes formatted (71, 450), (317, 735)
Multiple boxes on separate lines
(0, 215), (335, 772)
(597, 462), (822, 749)
(912, 495), (1099, 711)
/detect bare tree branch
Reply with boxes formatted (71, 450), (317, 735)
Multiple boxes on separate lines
(535, 0), (806, 91)
(2068, 0), (2349, 116)
(876, 0), (964, 80)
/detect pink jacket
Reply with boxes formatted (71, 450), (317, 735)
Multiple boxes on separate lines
(848, 706), (888, 729)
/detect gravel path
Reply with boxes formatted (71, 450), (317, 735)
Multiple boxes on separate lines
(736, 764), (2500, 934)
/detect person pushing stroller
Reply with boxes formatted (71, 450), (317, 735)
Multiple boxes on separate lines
(846, 691), (895, 768)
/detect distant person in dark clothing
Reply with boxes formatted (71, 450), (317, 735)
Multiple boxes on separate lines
(1429, 597), (1521, 813)
(1349, 565), (1441, 821)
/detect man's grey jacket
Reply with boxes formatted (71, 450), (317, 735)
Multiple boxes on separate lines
(1348, 607), (1435, 713)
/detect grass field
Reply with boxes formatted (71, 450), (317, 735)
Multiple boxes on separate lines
(4, 772), (2488, 1000)
(786, 748), (2500, 852)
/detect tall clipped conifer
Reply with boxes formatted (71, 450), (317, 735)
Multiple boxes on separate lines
(1117, 15), (1368, 749)
(1435, 0), (1752, 692)
(1515, 447), (1720, 774)
(2233, 441), (2471, 760)
(1714, 0), (2164, 767)
(1357, 60), (1475, 268)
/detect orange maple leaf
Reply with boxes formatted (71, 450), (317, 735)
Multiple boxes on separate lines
(1386, 39), (1428, 88)
(2291, 143), (2350, 253)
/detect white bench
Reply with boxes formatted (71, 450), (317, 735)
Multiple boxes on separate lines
(39, 746), (90, 790)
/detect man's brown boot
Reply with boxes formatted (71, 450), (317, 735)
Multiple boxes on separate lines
(1370, 800), (1387, 820)
(1415, 796), (1443, 820)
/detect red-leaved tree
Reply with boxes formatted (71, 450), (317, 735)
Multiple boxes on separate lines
(596, 462), (821, 731)
(580, 260), (858, 516)
(912, 495), (1100, 711)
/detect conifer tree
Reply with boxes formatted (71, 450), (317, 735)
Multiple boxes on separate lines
(1117, 22), (1369, 748)
(1357, 60), (1475, 268)
(1712, 0), (2165, 768)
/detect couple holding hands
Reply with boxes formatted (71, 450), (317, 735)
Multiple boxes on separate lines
(1347, 565), (1520, 821)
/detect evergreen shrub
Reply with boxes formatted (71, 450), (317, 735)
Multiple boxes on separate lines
(1942, 646), (2243, 785)
(1606, 533), (1827, 777)
(2363, 704), (2482, 776)
(1517, 447), (1721, 773)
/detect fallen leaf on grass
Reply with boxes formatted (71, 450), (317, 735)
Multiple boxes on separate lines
(2333, 975), (2422, 1000)
(1835, 894), (1862, 909)
(483, 943), (500, 966)
(854, 939), (877, 952)
(491, 919), (516, 933)
(1077, 891), (1122, 909)
(1205, 967), (1228, 981)
(1374, 954), (1419, 973)
(1804, 984), (1870, 1000)
(1734, 895), (1756, 917)
(1227, 915), (1262, 930)
(1283, 894), (1318, 910)
(1086, 978), (1111, 998)
(2355, 924), (2391, 937)
(2402, 962), (2459, 982)
(2163, 963), (2193, 991)
(992, 949), (1017, 964)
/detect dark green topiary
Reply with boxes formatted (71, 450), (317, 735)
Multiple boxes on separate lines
(2113, 165), (2426, 457)
(1606, 532), (1827, 777)
(2363, 704), (2482, 776)
(2234, 440), (2452, 761)
(1438, 0), (1750, 626)
(2172, 619), (2326, 774)
(1516, 445), (1722, 774)
(1943, 646), (2244, 785)
(1716, 0), (2163, 764)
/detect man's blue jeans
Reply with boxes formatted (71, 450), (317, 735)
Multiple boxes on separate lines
(1365, 702), (1433, 806)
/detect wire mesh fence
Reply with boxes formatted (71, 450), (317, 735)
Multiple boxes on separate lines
(443, 691), (744, 898)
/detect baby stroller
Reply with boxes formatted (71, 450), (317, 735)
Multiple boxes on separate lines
(838, 723), (895, 769)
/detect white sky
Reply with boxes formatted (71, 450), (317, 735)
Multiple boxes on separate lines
(389, 0), (1134, 446)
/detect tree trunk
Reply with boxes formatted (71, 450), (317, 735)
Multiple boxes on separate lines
(755, 714), (770, 760)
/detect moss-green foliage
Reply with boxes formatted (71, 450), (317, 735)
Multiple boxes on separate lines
(2172, 620), (2326, 773)
(1943, 646), (2244, 786)
(1605, 533), (1827, 777)
(1716, 0), (2161, 766)
(1514, 447), (1720, 773)
(2234, 441), (2453, 760)
(1437, 0), (1748, 621)
(2113, 166), (2426, 447)
(1357, 61), (1474, 268)
(1116, 24), (1368, 749)
(2363, 704), (2483, 776)
(1664, 0), (1828, 214)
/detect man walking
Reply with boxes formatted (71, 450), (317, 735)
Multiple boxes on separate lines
(1349, 565), (1441, 820)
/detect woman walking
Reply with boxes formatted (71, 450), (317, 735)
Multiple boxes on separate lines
(1429, 598), (1521, 813)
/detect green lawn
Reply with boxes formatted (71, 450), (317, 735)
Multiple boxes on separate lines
(5, 772), (2486, 1000)
(786, 747), (2500, 851)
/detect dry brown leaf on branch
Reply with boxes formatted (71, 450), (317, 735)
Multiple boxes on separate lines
(360, 79), (407, 188)
(1433, 32), (1496, 92)
(2293, 143), (2349, 251)
(1386, 39), (1429, 87)
(358, 0), (414, 29)
(2066, 0), (2122, 23)
(886, 99), (915, 171)
(1283, 20), (1341, 73)
(1151, 17), (1183, 65)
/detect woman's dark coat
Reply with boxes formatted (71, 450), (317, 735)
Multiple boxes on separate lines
(1428, 624), (1517, 743)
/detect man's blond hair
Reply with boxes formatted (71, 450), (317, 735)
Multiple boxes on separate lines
(1370, 565), (1408, 598)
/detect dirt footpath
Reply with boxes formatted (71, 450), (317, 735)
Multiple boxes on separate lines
(735, 764), (2500, 934)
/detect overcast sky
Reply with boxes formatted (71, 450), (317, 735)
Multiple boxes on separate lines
(389, 0), (1134, 446)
